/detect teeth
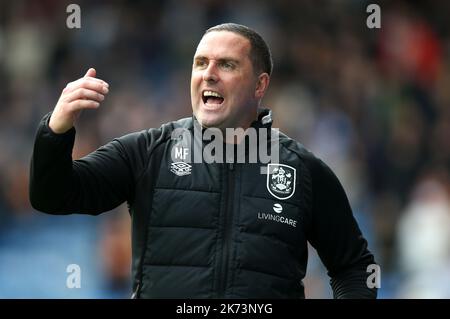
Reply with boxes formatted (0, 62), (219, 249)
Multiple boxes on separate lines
(203, 90), (223, 98)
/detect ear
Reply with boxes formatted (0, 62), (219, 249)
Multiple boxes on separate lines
(255, 73), (270, 100)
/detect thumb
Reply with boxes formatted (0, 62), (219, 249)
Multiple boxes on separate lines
(84, 68), (96, 78)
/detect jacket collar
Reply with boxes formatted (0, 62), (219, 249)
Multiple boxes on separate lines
(251, 107), (273, 129)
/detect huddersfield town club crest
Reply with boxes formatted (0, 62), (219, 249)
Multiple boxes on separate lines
(267, 164), (296, 200)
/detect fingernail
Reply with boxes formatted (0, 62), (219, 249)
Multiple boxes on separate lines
(102, 86), (109, 93)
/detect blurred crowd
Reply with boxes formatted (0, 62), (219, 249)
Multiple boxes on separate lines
(0, 0), (449, 298)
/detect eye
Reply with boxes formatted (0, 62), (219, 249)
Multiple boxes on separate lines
(220, 61), (235, 70)
(194, 59), (207, 68)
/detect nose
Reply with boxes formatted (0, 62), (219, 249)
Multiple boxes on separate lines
(202, 62), (218, 83)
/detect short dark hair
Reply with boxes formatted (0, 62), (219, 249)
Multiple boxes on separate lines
(204, 23), (273, 76)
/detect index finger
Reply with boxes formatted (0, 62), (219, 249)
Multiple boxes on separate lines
(65, 78), (109, 94)
(84, 76), (109, 86)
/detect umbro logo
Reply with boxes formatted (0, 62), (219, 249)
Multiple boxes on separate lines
(170, 162), (192, 176)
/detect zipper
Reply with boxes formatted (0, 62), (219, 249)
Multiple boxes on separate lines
(217, 162), (235, 298)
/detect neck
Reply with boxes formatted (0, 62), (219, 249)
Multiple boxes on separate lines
(223, 129), (246, 144)
(223, 109), (258, 144)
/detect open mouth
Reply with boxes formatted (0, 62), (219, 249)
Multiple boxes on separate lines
(202, 90), (224, 106)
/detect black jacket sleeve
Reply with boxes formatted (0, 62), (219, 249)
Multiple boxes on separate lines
(29, 113), (149, 215)
(306, 157), (378, 299)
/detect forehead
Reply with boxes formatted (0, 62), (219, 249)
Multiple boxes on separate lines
(194, 31), (251, 60)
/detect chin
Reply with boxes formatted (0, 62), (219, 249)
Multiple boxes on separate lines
(199, 118), (221, 129)
(196, 112), (222, 129)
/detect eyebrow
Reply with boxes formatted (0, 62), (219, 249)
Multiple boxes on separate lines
(194, 56), (240, 64)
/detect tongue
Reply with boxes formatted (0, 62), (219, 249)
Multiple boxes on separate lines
(206, 96), (224, 104)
